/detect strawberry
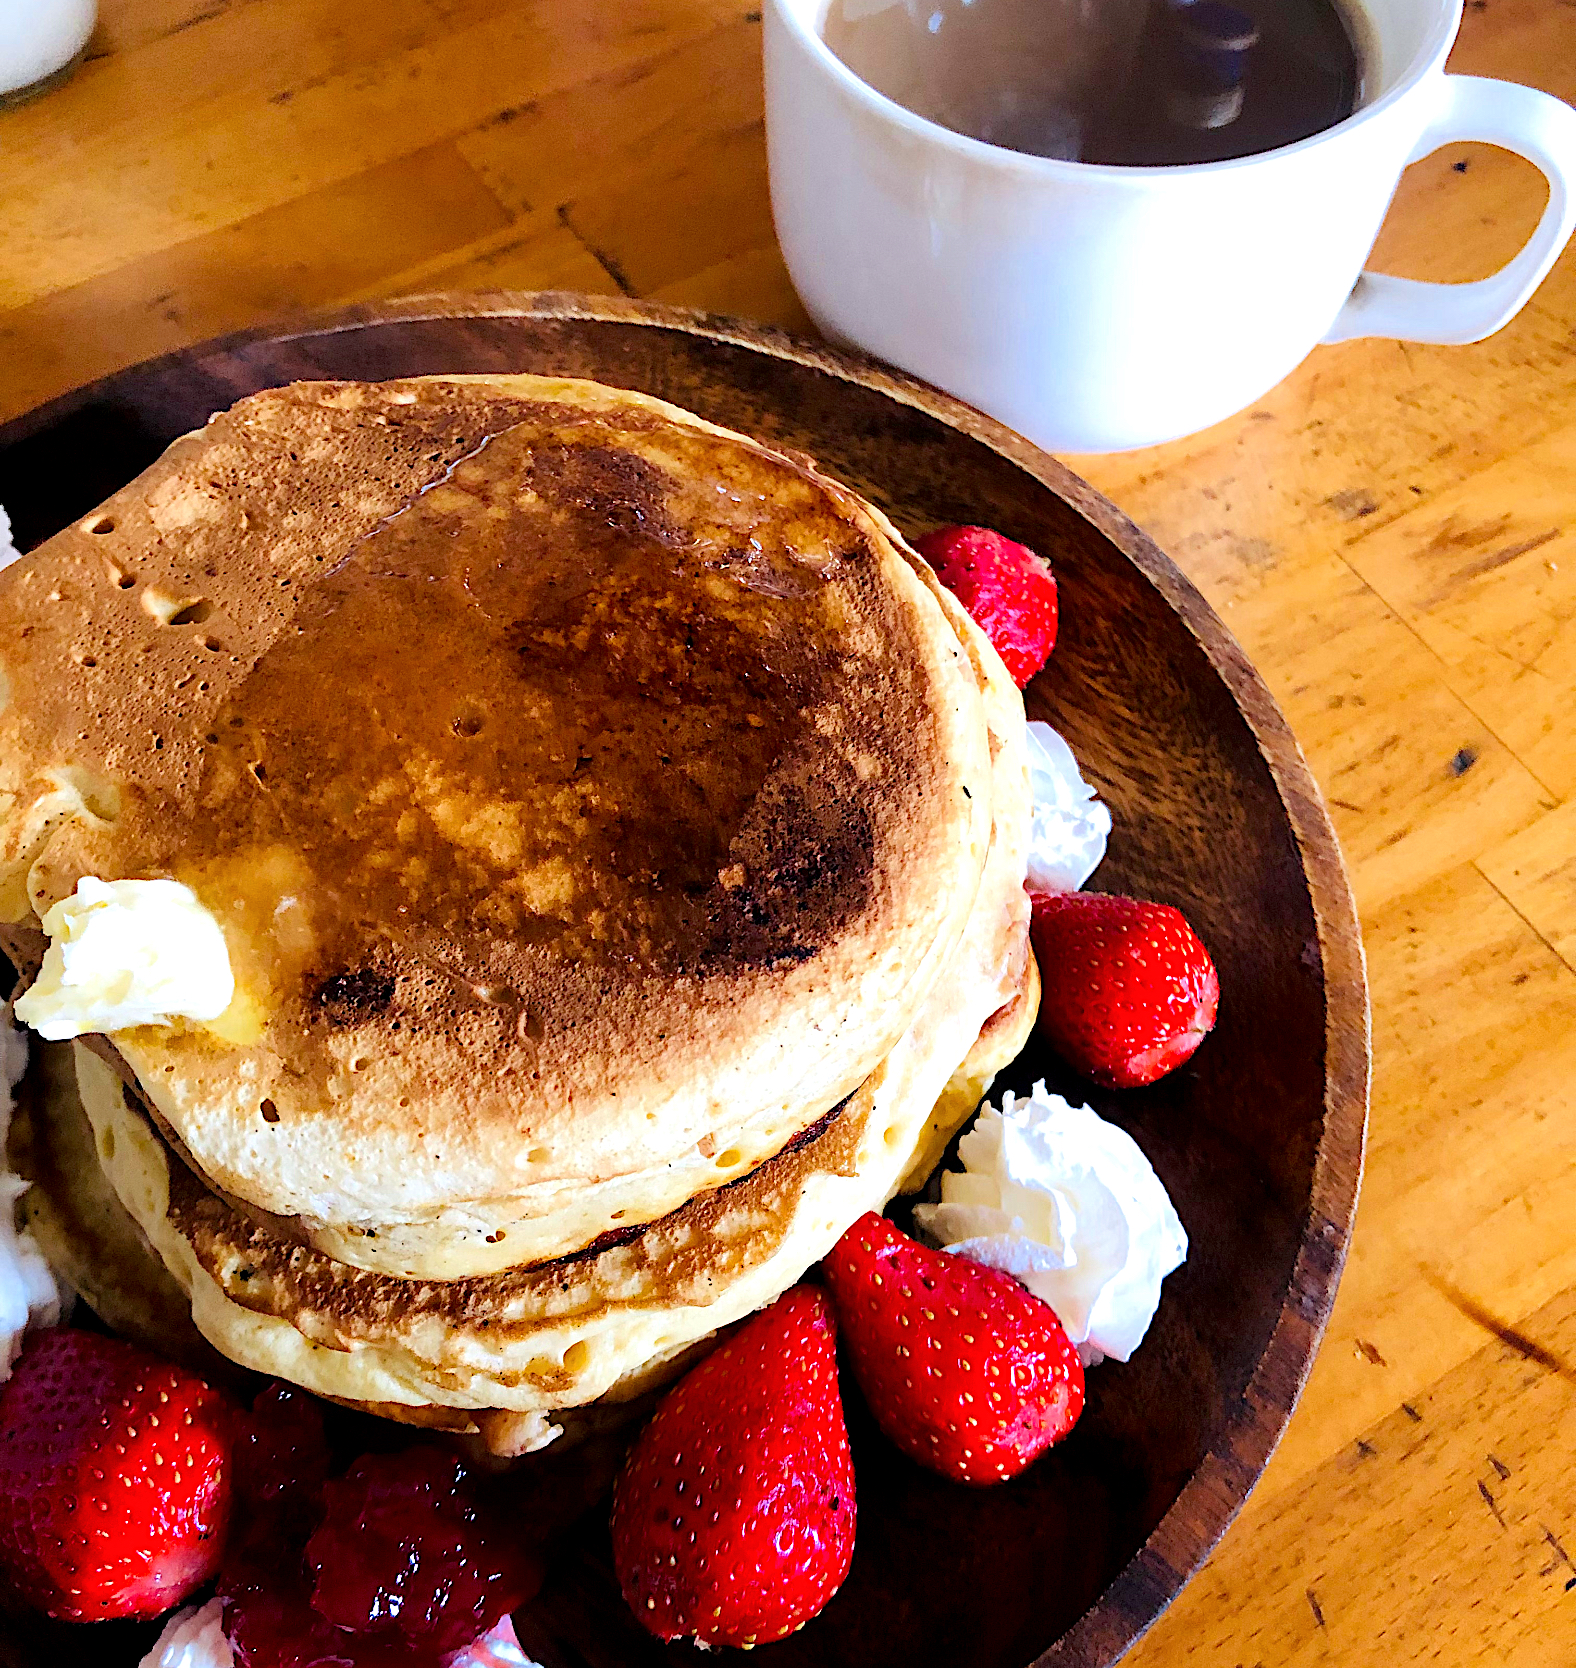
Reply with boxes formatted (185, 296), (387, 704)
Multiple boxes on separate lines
(610, 1285), (855, 1648)
(0, 1328), (236, 1621)
(1030, 890), (1220, 1089)
(913, 524), (1058, 687)
(823, 1213), (1083, 1485)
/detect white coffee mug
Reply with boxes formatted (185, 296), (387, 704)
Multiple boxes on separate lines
(765, 0), (1576, 452)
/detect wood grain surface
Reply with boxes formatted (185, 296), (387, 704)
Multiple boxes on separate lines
(0, 1), (1571, 1664)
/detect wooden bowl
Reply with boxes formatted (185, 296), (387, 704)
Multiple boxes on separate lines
(0, 294), (1367, 1668)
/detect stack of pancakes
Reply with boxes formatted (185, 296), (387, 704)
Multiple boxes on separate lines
(0, 376), (1035, 1454)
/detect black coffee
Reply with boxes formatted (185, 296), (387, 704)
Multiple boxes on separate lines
(820, 0), (1365, 168)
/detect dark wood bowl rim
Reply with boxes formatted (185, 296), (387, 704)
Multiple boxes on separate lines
(0, 291), (1369, 1668)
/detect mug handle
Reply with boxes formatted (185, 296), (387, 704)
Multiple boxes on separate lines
(1322, 75), (1576, 345)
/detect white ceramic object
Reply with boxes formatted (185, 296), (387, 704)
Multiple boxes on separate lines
(765, 0), (1576, 453)
(0, 0), (95, 100)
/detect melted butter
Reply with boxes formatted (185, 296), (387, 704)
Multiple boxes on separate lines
(202, 986), (267, 1046)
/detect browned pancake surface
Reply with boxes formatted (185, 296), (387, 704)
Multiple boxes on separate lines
(0, 376), (991, 1255)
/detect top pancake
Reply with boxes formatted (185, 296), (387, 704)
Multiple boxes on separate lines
(0, 375), (993, 1269)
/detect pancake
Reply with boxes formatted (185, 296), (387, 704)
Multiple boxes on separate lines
(5, 1031), (229, 1383)
(5, 1040), (669, 1459)
(0, 375), (995, 1274)
(58, 588), (1032, 1424)
(23, 929), (1032, 1460)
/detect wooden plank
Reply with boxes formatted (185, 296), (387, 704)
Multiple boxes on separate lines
(1334, 432), (1576, 799)
(0, 143), (519, 420)
(455, 17), (765, 218)
(0, 0), (744, 304)
(1130, 1280), (1576, 1667)
(651, 244), (813, 333)
(1149, 542), (1553, 915)
(349, 221), (620, 309)
(561, 119), (775, 297)
(1248, 861), (1576, 1501)
(5, 0), (514, 168)
(1479, 802), (1576, 977)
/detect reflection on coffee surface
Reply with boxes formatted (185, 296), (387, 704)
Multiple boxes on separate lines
(820, 0), (1364, 166)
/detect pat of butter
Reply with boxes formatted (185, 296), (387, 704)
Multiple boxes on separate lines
(15, 877), (235, 1041)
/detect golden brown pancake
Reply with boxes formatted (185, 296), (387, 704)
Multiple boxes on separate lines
(0, 376), (995, 1274)
(5, 1038), (689, 1457)
(57, 572), (1032, 1429)
(2, 374), (1042, 1458)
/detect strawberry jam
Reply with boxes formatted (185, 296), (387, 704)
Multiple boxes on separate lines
(306, 1449), (538, 1653)
(219, 1389), (539, 1668)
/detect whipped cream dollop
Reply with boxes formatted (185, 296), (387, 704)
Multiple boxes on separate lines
(140, 1598), (231, 1668)
(450, 1615), (545, 1668)
(14, 877), (235, 1041)
(913, 1082), (1186, 1365)
(0, 503), (20, 572)
(0, 1004), (68, 1381)
(1025, 721), (1111, 894)
(139, 1605), (543, 1668)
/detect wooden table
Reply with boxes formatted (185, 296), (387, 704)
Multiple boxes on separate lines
(2, 2), (1574, 1662)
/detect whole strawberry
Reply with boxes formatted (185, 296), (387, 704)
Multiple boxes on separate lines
(1031, 891), (1220, 1089)
(611, 1285), (855, 1648)
(823, 1214), (1083, 1485)
(913, 524), (1058, 687)
(0, 1329), (235, 1621)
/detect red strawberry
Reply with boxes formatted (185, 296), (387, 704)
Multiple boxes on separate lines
(913, 524), (1058, 687)
(823, 1213), (1083, 1485)
(611, 1285), (855, 1648)
(1030, 891), (1220, 1089)
(0, 1329), (236, 1621)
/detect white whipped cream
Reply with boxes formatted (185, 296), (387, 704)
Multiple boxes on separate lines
(0, 1004), (67, 1383)
(449, 1615), (544, 1667)
(14, 877), (235, 1041)
(1024, 721), (1110, 894)
(140, 1598), (232, 1668)
(0, 503), (20, 572)
(138, 1600), (543, 1668)
(913, 1081), (1186, 1365)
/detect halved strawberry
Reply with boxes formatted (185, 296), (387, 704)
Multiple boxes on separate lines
(1031, 890), (1220, 1089)
(914, 524), (1059, 687)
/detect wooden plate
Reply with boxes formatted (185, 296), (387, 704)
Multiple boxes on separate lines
(0, 293), (1367, 1668)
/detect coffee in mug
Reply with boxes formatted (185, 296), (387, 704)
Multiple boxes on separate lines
(821, 0), (1369, 167)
